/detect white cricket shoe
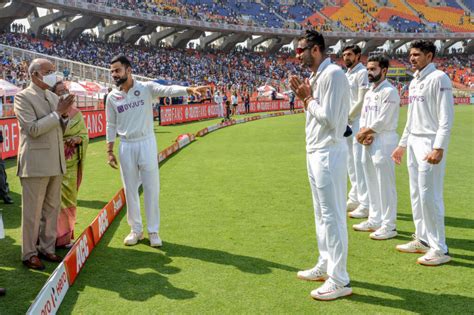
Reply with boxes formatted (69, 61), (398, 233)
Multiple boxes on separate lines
(370, 227), (397, 240)
(417, 250), (451, 266)
(353, 220), (380, 232)
(297, 266), (328, 281)
(396, 234), (430, 253)
(346, 200), (359, 212)
(310, 280), (352, 301)
(149, 233), (163, 247)
(124, 231), (144, 246)
(348, 205), (369, 219)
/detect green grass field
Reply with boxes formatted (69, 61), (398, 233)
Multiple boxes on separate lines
(0, 107), (473, 314)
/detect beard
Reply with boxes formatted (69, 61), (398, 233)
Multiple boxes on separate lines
(114, 75), (128, 87)
(345, 60), (354, 68)
(368, 73), (382, 83)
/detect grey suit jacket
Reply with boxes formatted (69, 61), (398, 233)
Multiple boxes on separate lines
(14, 83), (67, 177)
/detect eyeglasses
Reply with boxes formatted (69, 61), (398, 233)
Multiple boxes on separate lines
(296, 46), (311, 55)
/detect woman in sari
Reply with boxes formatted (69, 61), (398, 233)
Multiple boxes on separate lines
(52, 81), (89, 248)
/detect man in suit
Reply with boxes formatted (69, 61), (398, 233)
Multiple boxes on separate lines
(14, 58), (74, 270)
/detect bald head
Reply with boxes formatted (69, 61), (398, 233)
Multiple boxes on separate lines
(29, 58), (57, 89)
(28, 58), (54, 75)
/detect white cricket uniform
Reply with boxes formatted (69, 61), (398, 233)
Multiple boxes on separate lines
(306, 58), (350, 286)
(346, 62), (370, 208)
(106, 80), (188, 234)
(399, 63), (454, 254)
(214, 94), (224, 117)
(360, 79), (400, 230)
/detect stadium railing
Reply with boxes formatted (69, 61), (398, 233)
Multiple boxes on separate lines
(0, 44), (153, 86)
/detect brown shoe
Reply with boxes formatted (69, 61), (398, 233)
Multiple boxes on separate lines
(39, 252), (63, 262)
(22, 255), (45, 270)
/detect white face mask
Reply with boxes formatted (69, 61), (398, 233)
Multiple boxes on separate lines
(42, 73), (57, 88)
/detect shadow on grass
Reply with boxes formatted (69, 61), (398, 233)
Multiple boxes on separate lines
(77, 199), (107, 210)
(59, 210), (196, 313)
(0, 235), (52, 314)
(161, 242), (299, 274)
(397, 230), (474, 253)
(398, 212), (474, 230)
(1, 190), (22, 229)
(351, 280), (474, 314)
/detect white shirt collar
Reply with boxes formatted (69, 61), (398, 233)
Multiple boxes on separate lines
(370, 79), (389, 93)
(414, 63), (436, 80)
(310, 57), (332, 81)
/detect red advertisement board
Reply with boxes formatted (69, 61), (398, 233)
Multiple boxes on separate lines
(0, 118), (20, 159)
(160, 100), (303, 125)
(0, 110), (107, 159)
(63, 227), (95, 285)
(90, 189), (125, 245)
(160, 103), (220, 125)
(82, 110), (106, 139)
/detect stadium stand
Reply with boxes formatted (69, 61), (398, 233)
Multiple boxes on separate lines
(1, 26), (472, 94)
(82, 0), (472, 33)
(407, 0), (474, 32)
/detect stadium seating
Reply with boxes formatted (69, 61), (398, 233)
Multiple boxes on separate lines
(324, 0), (373, 31)
(462, 0), (474, 11)
(444, 0), (464, 10)
(84, 0), (472, 33)
(407, 0), (474, 32)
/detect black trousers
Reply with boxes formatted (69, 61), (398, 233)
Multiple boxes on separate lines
(0, 158), (9, 198)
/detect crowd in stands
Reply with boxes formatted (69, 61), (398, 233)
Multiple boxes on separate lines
(1, 28), (472, 94)
(0, 31), (306, 96)
(83, 0), (472, 33)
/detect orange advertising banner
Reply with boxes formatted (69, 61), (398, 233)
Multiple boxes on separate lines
(63, 227), (95, 285)
(90, 189), (126, 245)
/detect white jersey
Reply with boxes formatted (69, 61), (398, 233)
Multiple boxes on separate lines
(214, 94), (223, 105)
(106, 80), (188, 142)
(360, 79), (400, 134)
(399, 63), (454, 150)
(306, 58), (350, 152)
(346, 62), (369, 120)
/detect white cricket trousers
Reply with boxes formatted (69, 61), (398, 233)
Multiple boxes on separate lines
(407, 135), (448, 254)
(307, 141), (350, 286)
(347, 118), (369, 208)
(218, 103), (225, 117)
(119, 135), (160, 234)
(362, 132), (398, 230)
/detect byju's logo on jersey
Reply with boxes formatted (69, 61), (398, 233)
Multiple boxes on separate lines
(117, 100), (145, 113)
(409, 95), (425, 103)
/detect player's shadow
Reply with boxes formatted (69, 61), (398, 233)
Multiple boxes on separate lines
(397, 212), (474, 230)
(60, 210), (196, 312)
(161, 241), (299, 274)
(351, 280), (474, 314)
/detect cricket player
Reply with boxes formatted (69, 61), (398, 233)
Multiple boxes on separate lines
(106, 55), (208, 247)
(342, 44), (370, 218)
(290, 30), (352, 301)
(392, 40), (454, 266)
(214, 90), (224, 118)
(353, 55), (400, 240)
